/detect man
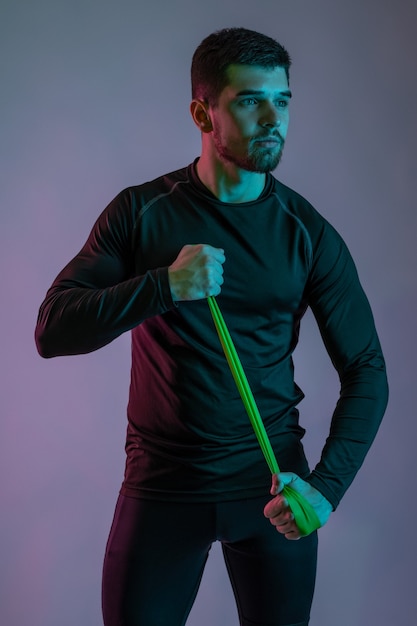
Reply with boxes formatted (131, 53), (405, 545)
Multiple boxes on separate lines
(35, 27), (388, 626)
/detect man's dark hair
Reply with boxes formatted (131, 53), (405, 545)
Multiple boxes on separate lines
(191, 27), (291, 106)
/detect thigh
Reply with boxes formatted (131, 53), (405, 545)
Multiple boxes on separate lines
(102, 495), (213, 626)
(220, 497), (318, 626)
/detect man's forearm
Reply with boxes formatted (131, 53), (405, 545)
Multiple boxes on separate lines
(35, 268), (174, 357)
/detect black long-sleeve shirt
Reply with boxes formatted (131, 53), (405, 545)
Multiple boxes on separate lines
(35, 161), (388, 509)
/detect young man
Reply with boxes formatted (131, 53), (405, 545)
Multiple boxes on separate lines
(35, 28), (388, 626)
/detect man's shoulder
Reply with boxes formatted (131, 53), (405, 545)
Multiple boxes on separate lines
(269, 176), (345, 249)
(107, 164), (194, 222)
(271, 177), (318, 215)
(128, 163), (192, 197)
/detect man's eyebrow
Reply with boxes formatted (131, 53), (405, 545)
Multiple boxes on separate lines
(235, 89), (292, 98)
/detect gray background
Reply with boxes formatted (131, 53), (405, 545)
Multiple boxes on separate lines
(1, 1), (416, 624)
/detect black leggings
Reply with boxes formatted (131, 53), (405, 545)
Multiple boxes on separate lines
(102, 494), (318, 626)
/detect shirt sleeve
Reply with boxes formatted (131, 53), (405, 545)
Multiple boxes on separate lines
(35, 188), (176, 358)
(304, 220), (388, 510)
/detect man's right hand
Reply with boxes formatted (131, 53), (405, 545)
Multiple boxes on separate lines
(168, 244), (226, 301)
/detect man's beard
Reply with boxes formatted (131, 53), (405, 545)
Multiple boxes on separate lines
(213, 131), (285, 173)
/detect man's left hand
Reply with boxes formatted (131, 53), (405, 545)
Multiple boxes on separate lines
(263, 472), (333, 540)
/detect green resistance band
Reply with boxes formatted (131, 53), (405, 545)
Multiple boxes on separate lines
(207, 295), (321, 536)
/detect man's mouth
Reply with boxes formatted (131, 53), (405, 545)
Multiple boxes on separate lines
(253, 137), (282, 147)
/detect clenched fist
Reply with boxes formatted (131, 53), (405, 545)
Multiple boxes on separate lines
(168, 244), (226, 301)
(264, 473), (332, 540)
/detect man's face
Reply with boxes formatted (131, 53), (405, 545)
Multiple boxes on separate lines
(208, 64), (291, 173)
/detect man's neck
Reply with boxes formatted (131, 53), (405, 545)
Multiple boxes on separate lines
(196, 154), (266, 204)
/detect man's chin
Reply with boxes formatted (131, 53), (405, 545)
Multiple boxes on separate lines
(245, 154), (283, 173)
(244, 145), (284, 172)
(216, 144), (284, 173)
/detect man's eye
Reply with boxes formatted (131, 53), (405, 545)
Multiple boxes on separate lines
(276, 100), (289, 108)
(240, 98), (258, 106)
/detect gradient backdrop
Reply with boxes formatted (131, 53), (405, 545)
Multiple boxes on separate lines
(1, 1), (416, 624)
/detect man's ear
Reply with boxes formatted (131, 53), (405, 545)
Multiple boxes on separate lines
(190, 100), (213, 132)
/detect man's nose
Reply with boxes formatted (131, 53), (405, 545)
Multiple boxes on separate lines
(260, 102), (281, 128)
